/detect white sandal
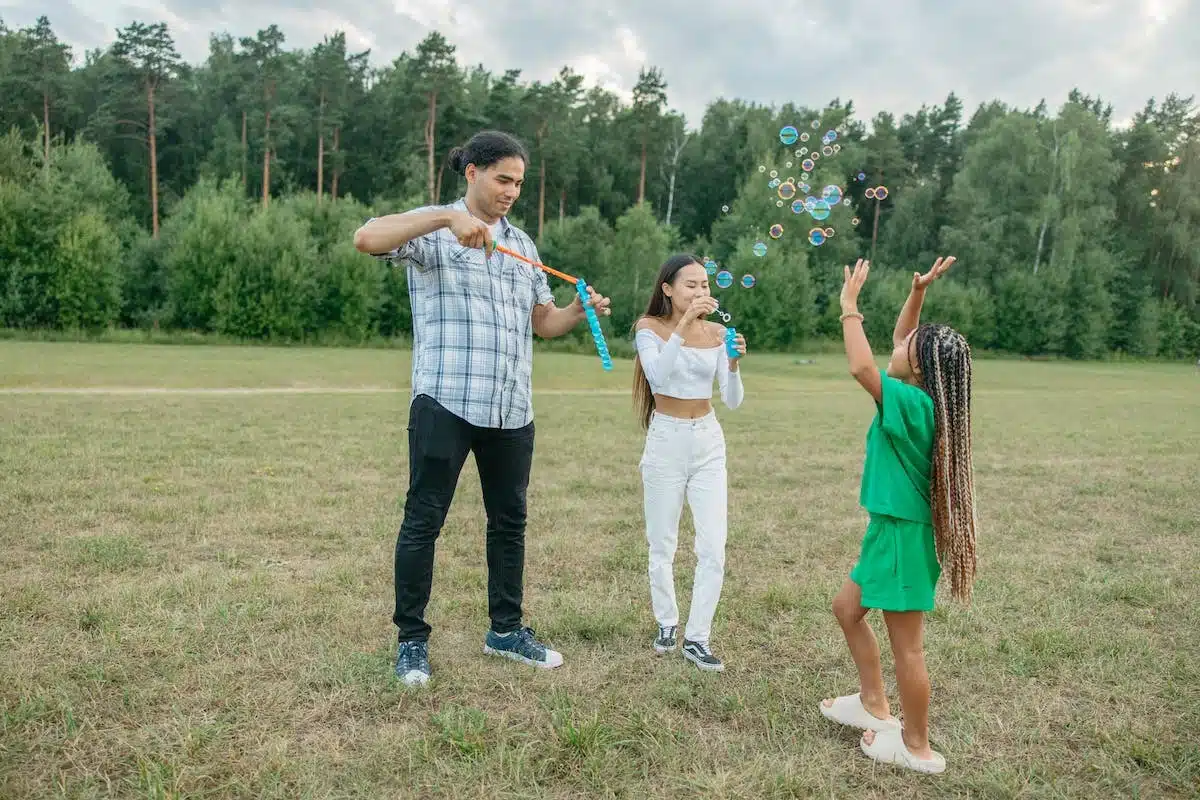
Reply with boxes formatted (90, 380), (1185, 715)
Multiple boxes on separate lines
(860, 727), (946, 774)
(819, 693), (900, 731)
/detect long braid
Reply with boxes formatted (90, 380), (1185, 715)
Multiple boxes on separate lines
(915, 323), (979, 602)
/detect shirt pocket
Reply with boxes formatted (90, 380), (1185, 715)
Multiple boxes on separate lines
(500, 259), (535, 316)
(448, 244), (493, 298)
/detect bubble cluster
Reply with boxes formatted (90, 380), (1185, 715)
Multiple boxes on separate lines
(779, 125), (799, 145)
(715, 270), (734, 288)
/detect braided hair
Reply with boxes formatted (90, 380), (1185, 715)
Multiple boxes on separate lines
(913, 323), (979, 603)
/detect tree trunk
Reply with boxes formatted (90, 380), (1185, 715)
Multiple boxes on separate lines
(536, 124), (547, 239)
(1034, 130), (1060, 274)
(261, 107), (271, 208)
(638, 139), (647, 204)
(241, 111), (248, 190)
(317, 90), (325, 202)
(425, 90), (438, 205)
(559, 188), (565, 222)
(42, 90), (50, 166)
(331, 126), (340, 202)
(148, 82), (159, 238)
(436, 155), (448, 203)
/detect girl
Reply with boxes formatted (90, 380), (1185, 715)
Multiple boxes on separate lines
(632, 254), (747, 672)
(819, 256), (978, 774)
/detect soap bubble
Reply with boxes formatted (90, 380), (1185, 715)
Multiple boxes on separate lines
(804, 196), (818, 211)
(791, 199), (805, 214)
(776, 200), (784, 207)
(833, 144), (841, 153)
(875, 185), (889, 200)
(808, 228), (826, 246)
(857, 172), (866, 181)
(779, 125), (799, 145)
(810, 199), (831, 221)
(800, 132), (810, 142)
(758, 165), (766, 172)
(721, 205), (730, 213)
(785, 160), (793, 168)
(826, 130), (838, 142)
(865, 187), (876, 199)
(777, 181), (797, 201)
(824, 227), (835, 237)
(822, 145), (833, 156)
(851, 217), (860, 225)
(741, 274), (756, 288)
(794, 148), (804, 157)
(802, 158), (815, 172)
(752, 242), (767, 257)
(801, 172), (811, 182)
(811, 120), (820, 129)
(715, 270), (734, 288)
(704, 259), (718, 275)
(769, 169), (778, 178)
(822, 184), (843, 205)
(799, 182), (811, 193)
(769, 223), (784, 238)
(842, 198), (852, 206)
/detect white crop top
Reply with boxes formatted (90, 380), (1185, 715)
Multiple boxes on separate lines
(635, 328), (744, 409)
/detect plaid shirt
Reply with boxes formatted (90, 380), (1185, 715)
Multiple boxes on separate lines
(371, 198), (554, 429)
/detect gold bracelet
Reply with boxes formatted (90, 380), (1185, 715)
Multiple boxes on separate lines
(840, 311), (864, 322)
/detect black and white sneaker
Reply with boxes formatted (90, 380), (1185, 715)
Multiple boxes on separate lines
(682, 639), (724, 672)
(653, 624), (678, 654)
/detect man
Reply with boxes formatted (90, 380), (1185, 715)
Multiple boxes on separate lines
(353, 130), (611, 687)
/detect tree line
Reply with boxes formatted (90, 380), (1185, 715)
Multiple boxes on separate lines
(1, 14), (1197, 358)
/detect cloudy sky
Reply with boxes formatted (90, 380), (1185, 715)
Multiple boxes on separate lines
(5, 0), (1196, 128)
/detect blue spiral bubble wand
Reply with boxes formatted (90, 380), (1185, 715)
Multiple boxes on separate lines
(494, 244), (613, 371)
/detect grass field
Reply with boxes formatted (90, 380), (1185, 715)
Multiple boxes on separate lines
(2, 340), (1198, 799)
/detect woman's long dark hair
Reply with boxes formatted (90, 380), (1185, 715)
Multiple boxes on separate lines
(632, 253), (703, 429)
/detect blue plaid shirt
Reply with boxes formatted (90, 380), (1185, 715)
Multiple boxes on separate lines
(371, 198), (554, 429)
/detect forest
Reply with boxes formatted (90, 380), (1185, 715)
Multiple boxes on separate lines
(1, 15), (1197, 358)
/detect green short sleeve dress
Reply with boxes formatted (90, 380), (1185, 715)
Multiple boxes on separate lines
(849, 370), (941, 612)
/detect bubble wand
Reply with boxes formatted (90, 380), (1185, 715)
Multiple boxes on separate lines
(492, 244), (613, 371)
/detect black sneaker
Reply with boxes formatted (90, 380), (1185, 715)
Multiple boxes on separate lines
(654, 624), (678, 654)
(483, 627), (564, 669)
(682, 639), (724, 672)
(395, 640), (431, 686)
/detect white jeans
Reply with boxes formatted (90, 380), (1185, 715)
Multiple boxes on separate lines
(639, 410), (728, 645)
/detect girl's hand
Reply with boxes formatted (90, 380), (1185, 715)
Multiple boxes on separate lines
(840, 258), (870, 312)
(681, 295), (719, 323)
(912, 255), (955, 290)
(733, 333), (746, 358)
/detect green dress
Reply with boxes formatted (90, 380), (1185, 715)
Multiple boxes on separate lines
(849, 369), (941, 612)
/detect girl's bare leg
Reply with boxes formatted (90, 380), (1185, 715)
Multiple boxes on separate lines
(823, 579), (889, 720)
(861, 610), (936, 759)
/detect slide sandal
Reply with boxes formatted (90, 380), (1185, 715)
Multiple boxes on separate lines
(860, 727), (946, 774)
(819, 693), (900, 730)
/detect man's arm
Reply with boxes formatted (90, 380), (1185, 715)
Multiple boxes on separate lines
(531, 284), (611, 338)
(353, 207), (491, 256)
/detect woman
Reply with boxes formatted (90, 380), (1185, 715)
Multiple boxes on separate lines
(631, 254), (747, 671)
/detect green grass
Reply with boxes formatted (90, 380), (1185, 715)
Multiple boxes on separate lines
(1, 341), (1198, 798)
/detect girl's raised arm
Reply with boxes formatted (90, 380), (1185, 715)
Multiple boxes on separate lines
(839, 259), (882, 403)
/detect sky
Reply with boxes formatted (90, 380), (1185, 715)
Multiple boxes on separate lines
(3, 0), (1196, 129)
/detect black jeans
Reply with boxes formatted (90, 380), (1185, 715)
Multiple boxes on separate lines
(393, 393), (535, 642)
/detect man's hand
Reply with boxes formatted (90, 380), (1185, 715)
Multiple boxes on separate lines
(448, 210), (494, 254)
(571, 284), (611, 319)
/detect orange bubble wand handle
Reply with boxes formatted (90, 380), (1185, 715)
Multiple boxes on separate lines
(493, 244), (578, 283)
